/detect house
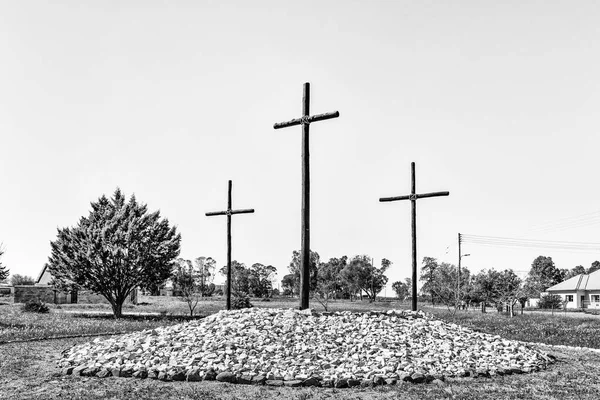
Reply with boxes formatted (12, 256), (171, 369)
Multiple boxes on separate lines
(31, 264), (137, 304)
(546, 270), (600, 309)
(36, 264), (53, 286)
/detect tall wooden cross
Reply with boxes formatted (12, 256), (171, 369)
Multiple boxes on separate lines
(379, 162), (449, 312)
(273, 82), (340, 310)
(205, 180), (254, 311)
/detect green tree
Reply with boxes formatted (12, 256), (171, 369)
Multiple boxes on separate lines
(340, 255), (389, 301)
(523, 256), (563, 297)
(10, 274), (35, 286)
(47, 188), (181, 318)
(0, 245), (8, 283)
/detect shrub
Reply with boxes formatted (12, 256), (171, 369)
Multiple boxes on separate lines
(538, 294), (564, 309)
(231, 293), (252, 310)
(22, 298), (49, 313)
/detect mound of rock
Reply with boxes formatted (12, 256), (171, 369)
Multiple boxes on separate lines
(59, 308), (555, 387)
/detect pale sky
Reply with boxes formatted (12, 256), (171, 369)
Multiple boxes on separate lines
(1, 1), (599, 292)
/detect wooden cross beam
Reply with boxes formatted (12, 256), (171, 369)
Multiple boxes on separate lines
(205, 180), (254, 311)
(379, 162), (449, 312)
(274, 82), (339, 310)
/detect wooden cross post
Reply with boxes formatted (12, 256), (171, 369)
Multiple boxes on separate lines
(205, 180), (254, 311)
(274, 82), (339, 310)
(379, 162), (449, 312)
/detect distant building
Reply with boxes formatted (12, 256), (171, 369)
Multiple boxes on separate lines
(32, 264), (137, 304)
(36, 264), (52, 285)
(546, 270), (600, 309)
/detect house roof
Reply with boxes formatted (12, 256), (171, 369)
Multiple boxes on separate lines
(547, 270), (600, 292)
(36, 264), (49, 284)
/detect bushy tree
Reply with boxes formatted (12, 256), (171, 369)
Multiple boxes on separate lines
(340, 256), (389, 301)
(392, 279), (410, 301)
(287, 250), (320, 294)
(281, 274), (296, 296)
(10, 274), (35, 286)
(566, 265), (587, 279)
(472, 269), (502, 313)
(419, 257), (471, 312)
(195, 256), (217, 296)
(248, 263), (276, 297)
(495, 269), (523, 317)
(0, 245), (9, 283)
(47, 188), (181, 318)
(588, 261), (600, 274)
(220, 260), (250, 296)
(523, 256), (564, 297)
(313, 256), (348, 310)
(537, 293), (563, 309)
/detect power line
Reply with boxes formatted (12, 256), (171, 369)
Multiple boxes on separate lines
(520, 210), (600, 236)
(461, 234), (600, 253)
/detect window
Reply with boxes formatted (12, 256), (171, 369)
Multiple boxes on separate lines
(592, 295), (600, 302)
(565, 295), (573, 302)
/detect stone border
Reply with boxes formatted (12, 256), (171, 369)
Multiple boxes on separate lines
(62, 359), (556, 388)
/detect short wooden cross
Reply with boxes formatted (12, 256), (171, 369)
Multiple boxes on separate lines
(379, 162), (449, 312)
(274, 82), (340, 310)
(205, 180), (255, 311)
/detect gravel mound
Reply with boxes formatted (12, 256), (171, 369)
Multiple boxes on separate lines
(59, 308), (555, 386)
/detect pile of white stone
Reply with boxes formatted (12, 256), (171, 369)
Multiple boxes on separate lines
(59, 308), (555, 387)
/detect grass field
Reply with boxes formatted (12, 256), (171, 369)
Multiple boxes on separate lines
(2, 296), (600, 399)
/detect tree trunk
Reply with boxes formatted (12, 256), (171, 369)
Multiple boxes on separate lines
(111, 300), (123, 319)
(481, 302), (486, 313)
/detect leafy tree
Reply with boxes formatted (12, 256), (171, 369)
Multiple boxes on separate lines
(472, 269), (502, 313)
(0, 245), (8, 283)
(172, 259), (201, 317)
(566, 265), (587, 279)
(523, 256), (564, 297)
(248, 263), (277, 297)
(313, 256), (348, 310)
(10, 274), (35, 286)
(288, 250), (320, 294)
(495, 269), (523, 318)
(392, 279), (410, 300)
(194, 256), (217, 296)
(220, 260), (250, 296)
(588, 261), (600, 274)
(47, 188), (181, 318)
(420, 256), (438, 305)
(537, 293), (563, 309)
(281, 274), (296, 296)
(340, 256), (389, 301)
(419, 257), (471, 312)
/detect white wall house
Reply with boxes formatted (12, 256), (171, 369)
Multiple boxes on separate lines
(546, 270), (600, 309)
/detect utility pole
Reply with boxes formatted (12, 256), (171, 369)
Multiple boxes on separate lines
(457, 233), (470, 311)
(457, 233), (461, 309)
